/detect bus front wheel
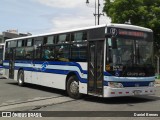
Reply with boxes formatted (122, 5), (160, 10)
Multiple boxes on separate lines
(67, 75), (81, 99)
(17, 70), (25, 86)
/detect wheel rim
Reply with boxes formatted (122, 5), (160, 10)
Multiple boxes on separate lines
(70, 81), (79, 94)
(19, 73), (23, 84)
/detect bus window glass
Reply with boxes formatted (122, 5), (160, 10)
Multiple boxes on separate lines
(35, 40), (42, 46)
(18, 40), (22, 47)
(6, 42), (11, 48)
(24, 47), (34, 59)
(16, 48), (25, 59)
(34, 37), (43, 46)
(58, 34), (66, 43)
(74, 32), (87, 42)
(34, 46), (42, 59)
(108, 38), (112, 46)
(8, 42), (11, 48)
(27, 39), (32, 46)
(71, 43), (87, 62)
(10, 41), (17, 48)
(42, 46), (55, 60)
(47, 36), (54, 44)
(55, 45), (70, 61)
(58, 34), (70, 43)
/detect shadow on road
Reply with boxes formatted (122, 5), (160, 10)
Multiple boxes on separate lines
(82, 95), (160, 105)
(7, 82), (68, 97)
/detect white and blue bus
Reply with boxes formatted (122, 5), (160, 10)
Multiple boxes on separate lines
(0, 43), (4, 75)
(3, 24), (155, 98)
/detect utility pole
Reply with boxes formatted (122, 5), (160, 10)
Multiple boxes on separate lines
(86, 0), (104, 25)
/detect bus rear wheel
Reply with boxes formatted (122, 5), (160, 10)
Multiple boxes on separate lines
(67, 75), (81, 99)
(18, 70), (25, 86)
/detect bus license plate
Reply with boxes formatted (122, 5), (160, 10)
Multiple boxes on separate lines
(133, 90), (142, 95)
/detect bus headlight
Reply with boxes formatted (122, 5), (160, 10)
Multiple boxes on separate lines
(108, 82), (124, 88)
(149, 82), (155, 87)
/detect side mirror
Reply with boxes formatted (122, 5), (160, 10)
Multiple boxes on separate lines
(111, 37), (117, 49)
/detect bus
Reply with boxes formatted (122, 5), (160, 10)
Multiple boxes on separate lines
(3, 24), (155, 98)
(0, 43), (4, 75)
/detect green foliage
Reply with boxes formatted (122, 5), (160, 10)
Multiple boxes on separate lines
(103, 0), (160, 56)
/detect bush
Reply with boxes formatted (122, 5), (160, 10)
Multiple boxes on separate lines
(156, 74), (160, 79)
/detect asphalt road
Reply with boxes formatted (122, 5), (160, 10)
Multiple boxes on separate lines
(0, 77), (160, 120)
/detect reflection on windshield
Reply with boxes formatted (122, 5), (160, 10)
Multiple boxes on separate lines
(108, 38), (153, 65)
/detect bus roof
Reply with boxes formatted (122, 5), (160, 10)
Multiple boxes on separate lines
(6, 24), (106, 42)
(5, 23), (152, 42)
(107, 23), (152, 32)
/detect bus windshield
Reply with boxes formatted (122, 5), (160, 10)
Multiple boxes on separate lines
(109, 38), (153, 65)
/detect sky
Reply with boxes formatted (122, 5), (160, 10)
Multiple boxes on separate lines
(0, 0), (111, 35)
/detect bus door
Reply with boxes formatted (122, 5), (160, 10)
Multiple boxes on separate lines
(9, 48), (15, 79)
(88, 40), (104, 96)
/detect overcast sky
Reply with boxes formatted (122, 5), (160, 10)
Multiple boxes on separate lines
(0, 0), (111, 35)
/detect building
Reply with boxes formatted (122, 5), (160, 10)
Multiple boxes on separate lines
(0, 30), (32, 44)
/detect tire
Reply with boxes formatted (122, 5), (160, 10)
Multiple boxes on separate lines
(67, 75), (82, 99)
(17, 70), (25, 86)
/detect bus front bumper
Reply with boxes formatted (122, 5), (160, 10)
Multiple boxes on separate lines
(104, 86), (156, 97)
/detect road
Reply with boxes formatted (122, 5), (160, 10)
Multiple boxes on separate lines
(0, 77), (160, 120)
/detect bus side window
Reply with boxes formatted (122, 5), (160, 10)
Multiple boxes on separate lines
(27, 39), (33, 47)
(72, 31), (87, 42)
(71, 43), (87, 62)
(55, 45), (70, 62)
(6, 41), (11, 48)
(16, 48), (25, 60)
(18, 40), (22, 47)
(24, 47), (34, 59)
(34, 45), (42, 60)
(46, 36), (54, 45)
(57, 34), (70, 44)
(34, 37), (43, 46)
(42, 46), (55, 60)
(10, 41), (17, 48)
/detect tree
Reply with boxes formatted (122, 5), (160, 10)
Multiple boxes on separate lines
(103, 0), (160, 56)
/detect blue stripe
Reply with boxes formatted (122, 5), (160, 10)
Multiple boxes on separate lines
(3, 60), (112, 76)
(3, 66), (9, 69)
(13, 66), (88, 83)
(4, 66), (151, 86)
(122, 81), (150, 87)
(0, 66), (3, 68)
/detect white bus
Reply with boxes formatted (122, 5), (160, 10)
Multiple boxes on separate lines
(3, 24), (155, 99)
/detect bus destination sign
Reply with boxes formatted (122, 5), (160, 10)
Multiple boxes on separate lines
(108, 27), (149, 39)
(118, 29), (144, 37)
